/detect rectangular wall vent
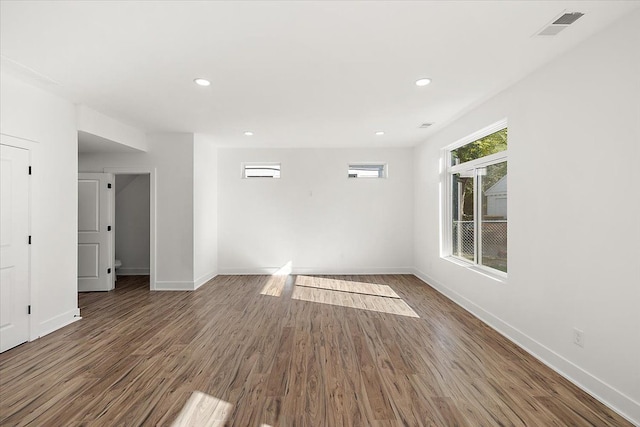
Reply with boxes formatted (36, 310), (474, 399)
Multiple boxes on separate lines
(535, 11), (584, 37)
(553, 12), (584, 25)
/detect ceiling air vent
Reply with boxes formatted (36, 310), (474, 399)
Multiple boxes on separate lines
(536, 11), (584, 36)
(553, 12), (584, 25)
(419, 123), (433, 128)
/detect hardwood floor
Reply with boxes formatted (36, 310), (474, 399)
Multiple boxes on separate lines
(0, 274), (632, 426)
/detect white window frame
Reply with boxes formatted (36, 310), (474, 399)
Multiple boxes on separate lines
(241, 162), (281, 179)
(442, 119), (508, 279)
(347, 162), (388, 179)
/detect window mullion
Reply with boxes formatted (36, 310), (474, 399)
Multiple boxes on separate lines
(449, 152), (507, 174)
(473, 169), (480, 265)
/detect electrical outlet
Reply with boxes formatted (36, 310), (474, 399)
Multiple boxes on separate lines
(573, 328), (584, 347)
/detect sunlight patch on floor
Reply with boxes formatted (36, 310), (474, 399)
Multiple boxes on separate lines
(171, 391), (232, 427)
(259, 275), (287, 297)
(295, 275), (401, 298)
(292, 278), (419, 318)
(259, 261), (292, 296)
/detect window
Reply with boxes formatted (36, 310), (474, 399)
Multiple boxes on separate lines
(445, 122), (507, 274)
(242, 163), (281, 179)
(348, 163), (387, 178)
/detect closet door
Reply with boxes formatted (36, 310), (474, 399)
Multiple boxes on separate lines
(0, 144), (30, 352)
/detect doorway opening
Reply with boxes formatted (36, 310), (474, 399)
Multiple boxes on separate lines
(106, 168), (157, 291)
(113, 174), (150, 288)
(77, 167), (157, 292)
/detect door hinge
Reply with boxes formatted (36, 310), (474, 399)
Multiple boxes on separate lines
(107, 225), (112, 231)
(107, 183), (112, 189)
(28, 305), (31, 314)
(28, 235), (32, 245)
(28, 166), (32, 175)
(107, 268), (111, 274)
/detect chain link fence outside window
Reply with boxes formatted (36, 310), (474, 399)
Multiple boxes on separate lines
(453, 220), (507, 272)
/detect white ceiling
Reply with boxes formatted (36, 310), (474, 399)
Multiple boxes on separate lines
(1, 1), (638, 148)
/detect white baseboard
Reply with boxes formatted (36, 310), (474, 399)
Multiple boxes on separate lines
(38, 308), (81, 338)
(217, 266), (414, 275)
(194, 271), (217, 290)
(293, 266), (414, 275)
(116, 267), (150, 275)
(155, 281), (195, 291)
(218, 267), (280, 275)
(412, 268), (640, 426)
(154, 272), (218, 291)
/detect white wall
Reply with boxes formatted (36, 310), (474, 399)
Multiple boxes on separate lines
(218, 148), (414, 274)
(77, 105), (147, 152)
(413, 10), (640, 424)
(0, 71), (80, 337)
(115, 174), (150, 275)
(193, 134), (218, 288)
(79, 133), (195, 289)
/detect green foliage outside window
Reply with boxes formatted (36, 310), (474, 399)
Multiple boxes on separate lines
(450, 127), (508, 273)
(451, 128), (507, 166)
(452, 128), (507, 220)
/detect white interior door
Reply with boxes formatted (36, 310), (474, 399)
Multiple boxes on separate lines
(0, 144), (30, 353)
(78, 173), (114, 292)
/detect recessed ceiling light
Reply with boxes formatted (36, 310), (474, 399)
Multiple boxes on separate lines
(375, 131), (385, 136)
(244, 131), (254, 136)
(193, 78), (211, 86)
(415, 78), (432, 87)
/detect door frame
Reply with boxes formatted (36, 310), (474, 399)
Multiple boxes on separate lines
(103, 167), (157, 290)
(1, 133), (36, 341)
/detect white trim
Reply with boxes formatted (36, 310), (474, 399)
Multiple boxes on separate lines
(411, 269), (640, 426)
(449, 151), (507, 174)
(155, 281), (194, 291)
(473, 169), (479, 264)
(219, 267), (282, 275)
(443, 256), (508, 283)
(0, 132), (39, 145)
(442, 148), (452, 260)
(102, 167), (157, 291)
(347, 162), (388, 179)
(155, 275), (218, 291)
(241, 162), (281, 179)
(293, 267), (413, 275)
(472, 263), (508, 281)
(443, 121), (508, 277)
(116, 268), (150, 275)
(217, 267), (415, 275)
(194, 271), (217, 290)
(38, 308), (81, 338)
(444, 255), (475, 268)
(446, 118), (508, 152)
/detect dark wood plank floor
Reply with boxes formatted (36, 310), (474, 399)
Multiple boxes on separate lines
(0, 274), (632, 426)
